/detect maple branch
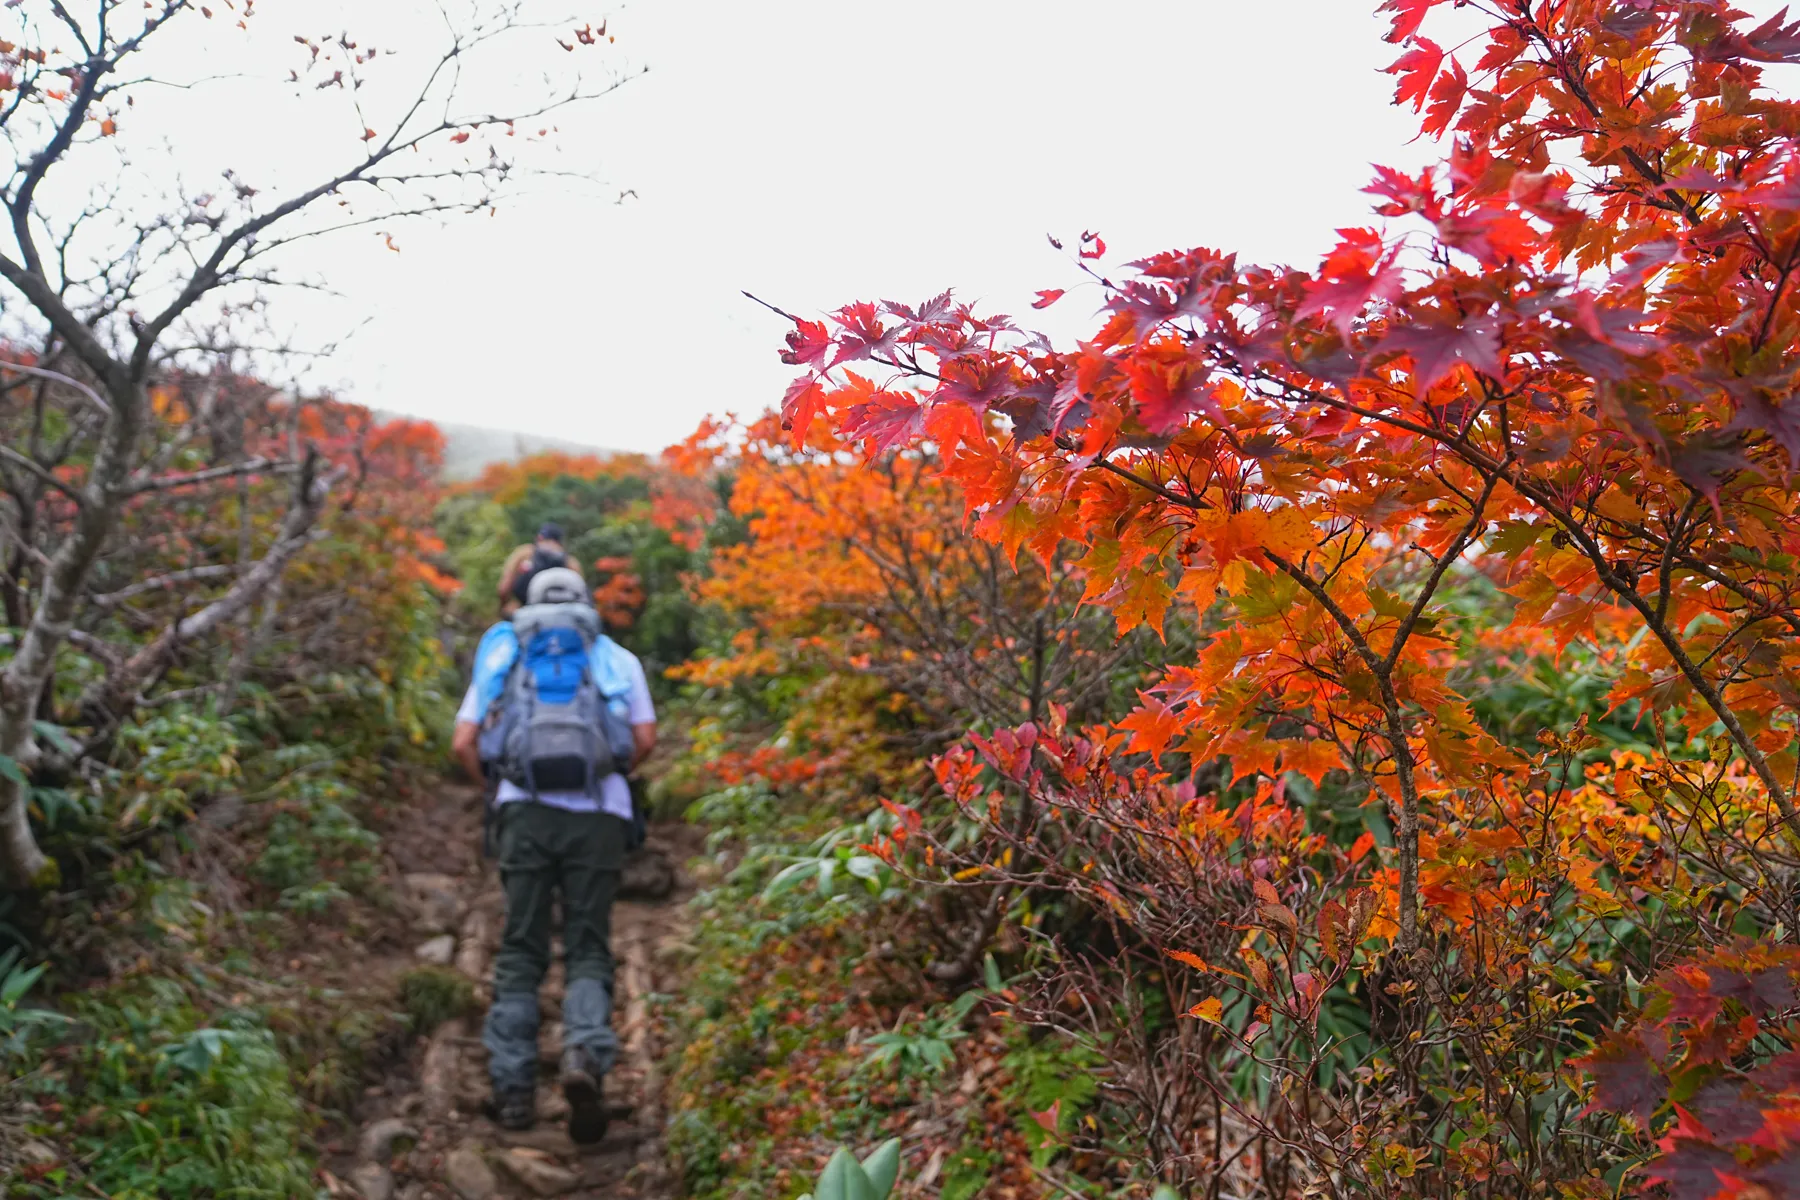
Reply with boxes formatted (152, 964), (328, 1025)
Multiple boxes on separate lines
(1382, 471), (1500, 677)
(1266, 548), (1422, 955)
(1519, 18), (1707, 226)
(1051, 435), (1211, 511)
(1498, 471), (1800, 844)
(741, 289), (802, 324)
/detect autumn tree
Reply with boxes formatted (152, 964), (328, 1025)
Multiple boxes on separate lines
(0, 1), (627, 887)
(768, 1), (1800, 1192)
(668, 412), (1173, 984)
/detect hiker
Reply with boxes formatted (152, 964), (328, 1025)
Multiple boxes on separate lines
(497, 523), (582, 618)
(450, 565), (656, 1141)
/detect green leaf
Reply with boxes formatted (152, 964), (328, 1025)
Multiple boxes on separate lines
(1152, 1188), (1181, 1200)
(0, 756), (23, 786)
(0, 961), (44, 1009)
(763, 860), (814, 899)
(31, 722), (76, 754)
(949, 989), (986, 1020)
(983, 953), (1003, 992)
(817, 857), (836, 899)
(815, 1147), (874, 1200)
(1487, 520), (1545, 559)
(860, 1138), (901, 1198)
(845, 855), (883, 881)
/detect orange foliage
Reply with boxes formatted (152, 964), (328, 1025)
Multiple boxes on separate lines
(751, 2), (1800, 1193)
(462, 448), (653, 505)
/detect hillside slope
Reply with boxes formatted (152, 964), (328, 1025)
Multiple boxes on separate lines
(375, 412), (622, 480)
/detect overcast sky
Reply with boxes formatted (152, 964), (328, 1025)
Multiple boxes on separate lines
(102, 0), (1798, 454)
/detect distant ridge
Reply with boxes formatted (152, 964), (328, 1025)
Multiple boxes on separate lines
(374, 411), (620, 481)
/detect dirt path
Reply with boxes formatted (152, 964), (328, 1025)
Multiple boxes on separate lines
(320, 782), (699, 1200)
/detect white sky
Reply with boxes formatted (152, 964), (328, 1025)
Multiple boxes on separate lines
(39, 0), (1798, 453)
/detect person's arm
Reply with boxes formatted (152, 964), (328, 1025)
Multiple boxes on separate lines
(452, 720), (482, 783)
(451, 677), (491, 784)
(630, 722), (657, 771)
(622, 651), (656, 772)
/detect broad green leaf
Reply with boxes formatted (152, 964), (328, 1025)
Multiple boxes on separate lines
(31, 722), (76, 754)
(845, 855), (883, 881)
(0, 756), (23, 786)
(859, 1138), (901, 1198)
(815, 1147), (868, 1200)
(0, 960), (43, 1008)
(763, 860), (814, 899)
(983, 952), (1003, 992)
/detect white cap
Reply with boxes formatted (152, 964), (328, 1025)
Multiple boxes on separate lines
(526, 566), (588, 606)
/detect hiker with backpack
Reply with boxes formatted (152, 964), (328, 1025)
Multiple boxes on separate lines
(450, 564), (656, 1142)
(497, 523), (582, 619)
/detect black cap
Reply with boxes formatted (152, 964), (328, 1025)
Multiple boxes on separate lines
(537, 522), (564, 542)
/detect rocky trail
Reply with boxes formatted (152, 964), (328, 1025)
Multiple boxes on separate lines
(319, 782), (700, 1200)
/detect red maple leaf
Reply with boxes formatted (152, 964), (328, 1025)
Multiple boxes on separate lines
(1378, 0), (1438, 44)
(778, 318), (832, 369)
(830, 301), (901, 367)
(781, 376), (826, 448)
(1421, 55), (1467, 138)
(1299, 230), (1405, 338)
(841, 390), (925, 452)
(1378, 313), (1502, 390)
(1434, 202), (1541, 266)
(937, 355), (1019, 415)
(1385, 36), (1445, 113)
(1365, 165), (1441, 219)
(1117, 694), (1180, 762)
(1125, 349), (1217, 434)
(1575, 1031), (1668, 1120)
(1711, 5), (1800, 63)
(1032, 289), (1065, 309)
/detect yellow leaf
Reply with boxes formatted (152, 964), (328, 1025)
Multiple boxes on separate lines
(1594, 488), (1646, 525)
(1188, 997), (1224, 1024)
(1115, 569), (1173, 638)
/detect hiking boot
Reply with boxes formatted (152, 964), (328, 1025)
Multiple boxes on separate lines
(493, 1088), (536, 1131)
(559, 1045), (607, 1145)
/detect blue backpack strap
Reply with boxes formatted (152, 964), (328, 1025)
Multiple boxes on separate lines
(587, 637), (639, 775)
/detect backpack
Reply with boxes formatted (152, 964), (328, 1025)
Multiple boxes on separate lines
(509, 546), (571, 605)
(479, 602), (635, 798)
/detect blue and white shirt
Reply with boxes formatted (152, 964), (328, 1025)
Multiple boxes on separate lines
(454, 621), (655, 819)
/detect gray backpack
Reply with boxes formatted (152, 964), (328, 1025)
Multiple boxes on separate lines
(479, 602), (635, 797)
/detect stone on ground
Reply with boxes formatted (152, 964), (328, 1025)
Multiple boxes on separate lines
(402, 872), (467, 934)
(444, 1144), (497, 1200)
(349, 1161), (394, 1200)
(414, 934), (456, 965)
(357, 1117), (419, 1164)
(496, 1145), (582, 1196)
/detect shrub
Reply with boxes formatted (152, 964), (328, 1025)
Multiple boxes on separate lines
(13, 982), (316, 1199)
(399, 966), (476, 1034)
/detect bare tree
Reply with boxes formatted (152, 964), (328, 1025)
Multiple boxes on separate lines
(0, 0), (630, 886)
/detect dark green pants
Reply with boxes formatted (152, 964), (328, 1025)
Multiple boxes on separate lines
(492, 801), (627, 994)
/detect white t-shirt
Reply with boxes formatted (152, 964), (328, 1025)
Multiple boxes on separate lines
(455, 649), (655, 820)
